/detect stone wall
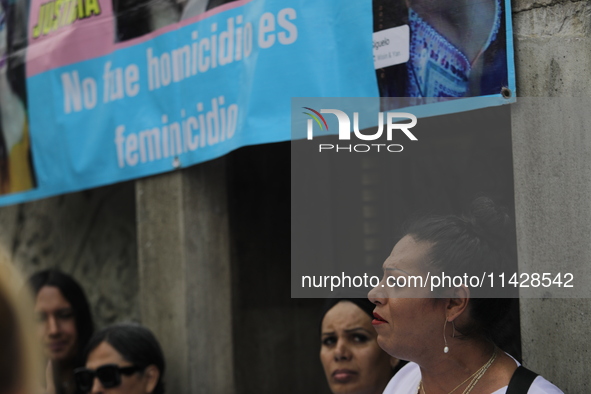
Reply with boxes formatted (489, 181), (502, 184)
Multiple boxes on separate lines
(511, 0), (591, 392)
(0, 182), (139, 328)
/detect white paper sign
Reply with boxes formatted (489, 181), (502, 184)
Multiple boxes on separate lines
(373, 25), (410, 69)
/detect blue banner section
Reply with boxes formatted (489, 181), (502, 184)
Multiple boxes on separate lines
(0, 0), (515, 205)
(0, 1), (376, 205)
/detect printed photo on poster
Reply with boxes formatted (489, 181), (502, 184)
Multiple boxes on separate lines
(373, 0), (509, 99)
(113, 0), (239, 42)
(0, 0), (36, 195)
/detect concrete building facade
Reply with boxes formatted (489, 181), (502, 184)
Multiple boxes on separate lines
(0, 1), (589, 392)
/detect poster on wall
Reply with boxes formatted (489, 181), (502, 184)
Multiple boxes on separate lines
(372, 0), (515, 117)
(0, 0), (514, 205)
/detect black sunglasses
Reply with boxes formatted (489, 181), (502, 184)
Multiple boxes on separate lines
(74, 364), (142, 391)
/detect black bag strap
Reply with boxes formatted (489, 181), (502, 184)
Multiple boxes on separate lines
(506, 366), (539, 394)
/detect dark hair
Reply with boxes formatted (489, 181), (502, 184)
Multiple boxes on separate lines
(84, 323), (165, 394)
(403, 196), (516, 343)
(320, 297), (408, 374)
(321, 297), (375, 325)
(320, 289), (376, 331)
(28, 269), (94, 365)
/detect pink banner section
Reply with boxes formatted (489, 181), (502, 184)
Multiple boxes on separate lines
(25, 0), (250, 77)
(26, 0), (115, 77)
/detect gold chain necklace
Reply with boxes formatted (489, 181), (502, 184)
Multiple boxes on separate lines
(460, 350), (497, 394)
(416, 347), (497, 394)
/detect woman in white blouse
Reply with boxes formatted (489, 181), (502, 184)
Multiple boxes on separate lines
(368, 197), (563, 394)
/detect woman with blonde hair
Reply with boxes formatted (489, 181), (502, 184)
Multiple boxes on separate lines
(0, 254), (42, 394)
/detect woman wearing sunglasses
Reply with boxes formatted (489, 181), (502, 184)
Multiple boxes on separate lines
(74, 323), (165, 394)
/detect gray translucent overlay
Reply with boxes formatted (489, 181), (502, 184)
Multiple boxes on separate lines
(291, 97), (591, 298)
